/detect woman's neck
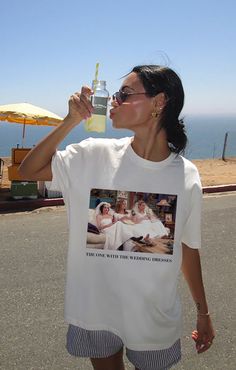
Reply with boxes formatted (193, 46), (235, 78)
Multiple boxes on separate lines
(131, 127), (171, 162)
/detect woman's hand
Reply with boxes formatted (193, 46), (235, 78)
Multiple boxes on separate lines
(66, 86), (94, 126)
(192, 315), (215, 353)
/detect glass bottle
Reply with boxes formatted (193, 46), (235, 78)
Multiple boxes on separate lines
(85, 80), (109, 132)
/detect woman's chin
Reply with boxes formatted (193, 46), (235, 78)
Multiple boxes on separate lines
(112, 119), (126, 129)
(112, 120), (120, 128)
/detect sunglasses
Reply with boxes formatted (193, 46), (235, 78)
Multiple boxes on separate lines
(112, 90), (147, 105)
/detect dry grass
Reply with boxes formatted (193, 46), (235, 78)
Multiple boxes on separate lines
(192, 158), (236, 186)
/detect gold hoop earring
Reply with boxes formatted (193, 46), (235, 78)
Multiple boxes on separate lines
(151, 112), (158, 118)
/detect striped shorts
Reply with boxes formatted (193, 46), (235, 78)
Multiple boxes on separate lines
(66, 325), (181, 370)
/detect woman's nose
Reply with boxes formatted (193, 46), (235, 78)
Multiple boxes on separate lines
(111, 98), (119, 107)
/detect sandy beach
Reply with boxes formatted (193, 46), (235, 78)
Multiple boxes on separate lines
(192, 157), (236, 186)
(1, 156), (236, 189)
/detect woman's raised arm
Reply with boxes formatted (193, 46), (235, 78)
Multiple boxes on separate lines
(18, 87), (93, 181)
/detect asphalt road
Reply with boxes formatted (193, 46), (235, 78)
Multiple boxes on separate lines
(0, 194), (235, 370)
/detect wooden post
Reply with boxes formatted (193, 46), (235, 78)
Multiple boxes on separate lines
(222, 132), (228, 161)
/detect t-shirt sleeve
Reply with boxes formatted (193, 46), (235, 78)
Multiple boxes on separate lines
(47, 149), (70, 193)
(181, 178), (202, 249)
(46, 139), (92, 194)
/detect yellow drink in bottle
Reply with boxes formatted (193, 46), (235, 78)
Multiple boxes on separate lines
(85, 80), (109, 133)
(86, 114), (107, 133)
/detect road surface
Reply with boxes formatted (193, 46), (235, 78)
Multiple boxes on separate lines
(0, 193), (235, 369)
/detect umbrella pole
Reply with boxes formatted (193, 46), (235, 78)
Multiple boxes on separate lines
(22, 121), (26, 148)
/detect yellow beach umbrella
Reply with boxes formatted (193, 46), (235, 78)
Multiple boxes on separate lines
(0, 103), (63, 147)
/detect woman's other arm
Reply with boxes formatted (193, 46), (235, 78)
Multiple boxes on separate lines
(96, 215), (115, 231)
(182, 243), (215, 353)
(18, 87), (93, 181)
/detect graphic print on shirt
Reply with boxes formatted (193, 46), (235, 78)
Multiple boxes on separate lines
(87, 189), (177, 255)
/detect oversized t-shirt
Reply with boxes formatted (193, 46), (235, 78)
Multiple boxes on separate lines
(49, 137), (202, 351)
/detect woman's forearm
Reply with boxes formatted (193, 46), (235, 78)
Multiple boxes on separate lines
(181, 243), (208, 314)
(101, 222), (114, 230)
(19, 87), (94, 180)
(19, 115), (79, 178)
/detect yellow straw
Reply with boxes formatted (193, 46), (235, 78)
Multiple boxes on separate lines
(93, 62), (99, 94)
(94, 62), (99, 83)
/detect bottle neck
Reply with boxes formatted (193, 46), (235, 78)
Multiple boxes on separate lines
(93, 80), (106, 90)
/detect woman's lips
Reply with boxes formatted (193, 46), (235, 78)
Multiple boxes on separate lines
(109, 110), (116, 118)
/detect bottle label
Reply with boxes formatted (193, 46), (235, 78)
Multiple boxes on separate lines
(92, 96), (108, 116)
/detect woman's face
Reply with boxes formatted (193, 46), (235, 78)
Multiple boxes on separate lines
(110, 72), (154, 131)
(102, 205), (110, 215)
(138, 201), (146, 212)
(120, 200), (127, 210)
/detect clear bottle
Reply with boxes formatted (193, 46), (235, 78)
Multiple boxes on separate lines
(85, 80), (109, 132)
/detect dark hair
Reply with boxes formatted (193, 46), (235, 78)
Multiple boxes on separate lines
(99, 203), (110, 214)
(131, 65), (187, 154)
(100, 204), (106, 214)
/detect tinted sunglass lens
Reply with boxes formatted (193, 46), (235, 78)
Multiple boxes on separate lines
(112, 93), (118, 104)
(114, 92), (122, 105)
(120, 91), (127, 103)
(118, 91), (128, 104)
(112, 91), (127, 105)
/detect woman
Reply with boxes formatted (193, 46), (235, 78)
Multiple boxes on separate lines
(95, 201), (133, 250)
(95, 202), (130, 250)
(113, 199), (135, 223)
(132, 199), (169, 237)
(132, 200), (155, 221)
(95, 202), (115, 231)
(19, 65), (215, 370)
(113, 199), (129, 221)
(95, 200), (151, 251)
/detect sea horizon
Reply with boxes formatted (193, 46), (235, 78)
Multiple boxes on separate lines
(0, 115), (235, 160)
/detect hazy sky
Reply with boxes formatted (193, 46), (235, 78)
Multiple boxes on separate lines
(1, 0), (235, 117)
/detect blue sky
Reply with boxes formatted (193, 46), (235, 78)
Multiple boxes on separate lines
(1, 0), (236, 117)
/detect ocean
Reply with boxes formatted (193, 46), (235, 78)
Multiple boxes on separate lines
(0, 116), (235, 160)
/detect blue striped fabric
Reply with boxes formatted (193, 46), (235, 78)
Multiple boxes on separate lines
(126, 339), (181, 370)
(66, 325), (181, 369)
(66, 325), (123, 358)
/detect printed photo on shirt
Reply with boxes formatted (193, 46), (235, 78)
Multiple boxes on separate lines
(87, 189), (177, 255)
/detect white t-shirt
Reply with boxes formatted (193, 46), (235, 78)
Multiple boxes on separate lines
(49, 137), (202, 350)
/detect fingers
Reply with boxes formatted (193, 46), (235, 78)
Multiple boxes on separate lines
(191, 330), (198, 341)
(80, 86), (94, 113)
(81, 85), (93, 97)
(191, 330), (214, 353)
(196, 340), (213, 354)
(69, 94), (91, 120)
(69, 87), (94, 120)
